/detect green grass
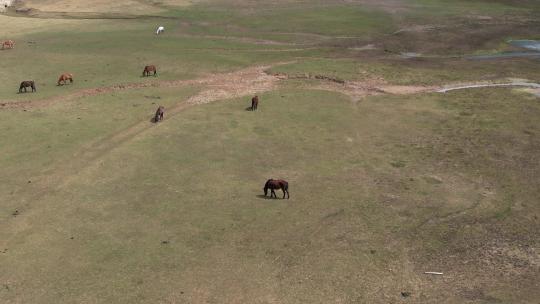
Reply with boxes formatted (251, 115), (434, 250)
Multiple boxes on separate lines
(1, 1), (540, 303)
(412, 0), (528, 15)
(2, 85), (539, 303)
(0, 18), (322, 101)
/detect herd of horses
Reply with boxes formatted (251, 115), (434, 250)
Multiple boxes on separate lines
(16, 73), (73, 93)
(5, 33), (290, 199)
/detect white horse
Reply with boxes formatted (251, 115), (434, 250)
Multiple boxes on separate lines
(156, 26), (164, 35)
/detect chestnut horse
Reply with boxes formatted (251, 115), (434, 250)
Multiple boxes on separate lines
(251, 95), (259, 111)
(154, 106), (164, 122)
(19, 81), (36, 93)
(143, 65), (157, 77)
(57, 73), (74, 86)
(263, 179), (289, 199)
(2, 40), (14, 50)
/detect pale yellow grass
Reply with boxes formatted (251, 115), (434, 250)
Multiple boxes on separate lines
(0, 15), (105, 38)
(18, 0), (197, 14)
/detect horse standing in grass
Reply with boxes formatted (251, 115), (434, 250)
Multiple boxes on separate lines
(154, 106), (165, 122)
(57, 73), (74, 86)
(143, 65), (157, 77)
(19, 81), (36, 93)
(263, 179), (289, 199)
(156, 26), (164, 35)
(251, 95), (259, 111)
(2, 40), (14, 50)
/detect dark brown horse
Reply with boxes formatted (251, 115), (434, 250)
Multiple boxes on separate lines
(57, 73), (74, 86)
(143, 65), (157, 77)
(154, 106), (164, 122)
(251, 95), (259, 111)
(264, 179), (289, 199)
(19, 81), (36, 93)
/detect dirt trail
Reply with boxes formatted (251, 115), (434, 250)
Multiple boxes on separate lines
(4, 65), (279, 198)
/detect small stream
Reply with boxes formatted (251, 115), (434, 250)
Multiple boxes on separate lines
(510, 40), (540, 51)
(467, 39), (540, 60)
(399, 40), (540, 60)
(438, 82), (540, 93)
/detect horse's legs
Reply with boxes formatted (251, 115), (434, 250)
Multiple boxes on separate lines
(271, 189), (277, 198)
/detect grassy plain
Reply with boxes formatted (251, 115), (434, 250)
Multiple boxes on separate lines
(1, 0), (539, 303)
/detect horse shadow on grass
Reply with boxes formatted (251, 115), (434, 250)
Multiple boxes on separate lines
(256, 194), (284, 200)
(245, 106), (255, 111)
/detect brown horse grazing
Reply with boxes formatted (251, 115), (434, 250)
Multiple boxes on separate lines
(2, 40), (14, 50)
(19, 81), (36, 93)
(154, 106), (165, 122)
(143, 65), (157, 77)
(251, 95), (259, 111)
(57, 73), (74, 86)
(264, 179), (289, 199)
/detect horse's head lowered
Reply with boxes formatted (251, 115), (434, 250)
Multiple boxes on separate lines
(263, 179), (273, 196)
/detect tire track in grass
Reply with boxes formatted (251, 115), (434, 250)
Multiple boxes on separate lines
(0, 65), (281, 247)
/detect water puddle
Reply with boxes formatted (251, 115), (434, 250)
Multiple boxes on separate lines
(400, 52), (421, 59)
(438, 82), (540, 93)
(468, 39), (540, 60)
(509, 40), (540, 51)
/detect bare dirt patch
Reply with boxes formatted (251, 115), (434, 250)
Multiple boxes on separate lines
(271, 71), (435, 101)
